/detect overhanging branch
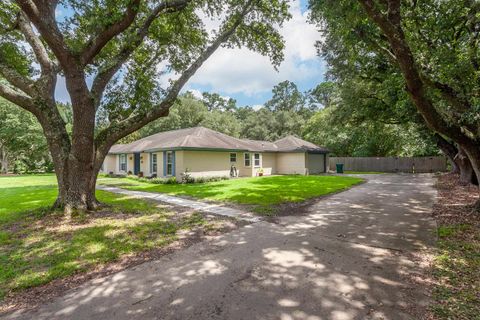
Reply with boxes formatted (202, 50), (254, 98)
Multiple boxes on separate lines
(80, 0), (142, 66)
(0, 82), (37, 114)
(94, 0), (255, 155)
(90, 0), (192, 108)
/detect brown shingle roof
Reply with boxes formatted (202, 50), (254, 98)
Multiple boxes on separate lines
(108, 127), (328, 154)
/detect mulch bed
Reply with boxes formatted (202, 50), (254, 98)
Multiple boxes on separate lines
(432, 173), (480, 225)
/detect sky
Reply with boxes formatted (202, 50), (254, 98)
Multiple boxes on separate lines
(55, 0), (326, 108)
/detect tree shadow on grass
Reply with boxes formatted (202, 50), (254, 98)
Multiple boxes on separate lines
(5, 174), (437, 320)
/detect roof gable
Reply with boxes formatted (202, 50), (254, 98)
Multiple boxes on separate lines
(109, 127), (328, 154)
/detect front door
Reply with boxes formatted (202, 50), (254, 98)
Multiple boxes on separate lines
(134, 153), (141, 175)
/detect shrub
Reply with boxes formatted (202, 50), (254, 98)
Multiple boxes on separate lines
(149, 177), (167, 184)
(195, 177), (206, 184)
(166, 176), (177, 184)
(180, 169), (195, 184)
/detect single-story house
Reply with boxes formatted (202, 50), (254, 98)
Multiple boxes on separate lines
(101, 127), (329, 179)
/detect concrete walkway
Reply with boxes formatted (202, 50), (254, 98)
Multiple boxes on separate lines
(5, 174), (437, 320)
(96, 185), (261, 222)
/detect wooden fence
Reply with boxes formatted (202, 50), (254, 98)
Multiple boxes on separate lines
(328, 156), (448, 173)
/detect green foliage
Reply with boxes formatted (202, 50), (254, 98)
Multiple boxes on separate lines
(308, 0), (479, 155)
(303, 102), (438, 157)
(265, 80), (305, 112)
(0, 99), (53, 173)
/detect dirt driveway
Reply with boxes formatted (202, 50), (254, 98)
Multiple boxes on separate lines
(4, 174), (437, 320)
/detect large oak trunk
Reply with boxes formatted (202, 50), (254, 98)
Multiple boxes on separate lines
(460, 144), (480, 186)
(434, 134), (460, 174)
(53, 158), (101, 213)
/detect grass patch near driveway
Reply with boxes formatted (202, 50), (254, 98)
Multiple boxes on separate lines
(0, 174), (221, 303)
(98, 175), (363, 214)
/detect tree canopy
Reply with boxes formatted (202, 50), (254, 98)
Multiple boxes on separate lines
(0, 0), (291, 211)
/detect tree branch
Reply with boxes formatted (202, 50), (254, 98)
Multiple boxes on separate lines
(0, 62), (35, 96)
(17, 12), (55, 73)
(90, 0), (192, 108)
(80, 0), (142, 66)
(0, 82), (37, 114)
(94, 0), (254, 154)
(16, 0), (76, 73)
(357, 0), (472, 144)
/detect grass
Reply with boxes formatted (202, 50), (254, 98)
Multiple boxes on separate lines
(431, 224), (480, 319)
(0, 173), (362, 300)
(0, 174), (213, 301)
(429, 173), (480, 319)
(98, 175), (363, 214)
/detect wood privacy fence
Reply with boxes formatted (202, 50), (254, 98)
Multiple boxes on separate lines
(328, 156), (448, 173)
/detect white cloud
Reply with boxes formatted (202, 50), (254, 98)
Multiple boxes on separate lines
(252, 104), (264, 111)
(187, 0), (323, 95)
(188, 89), (203, 99)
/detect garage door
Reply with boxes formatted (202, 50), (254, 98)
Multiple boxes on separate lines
(307, 153), (325, 174)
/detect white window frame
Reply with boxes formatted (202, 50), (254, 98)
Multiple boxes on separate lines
(244, 153), (251, 167)
(119, 154), (127, 172)
(230, 153), (237, 163)
(166, 151), (174, 176)
(254, 153), (261, 167)
(150, 153), (157, 174)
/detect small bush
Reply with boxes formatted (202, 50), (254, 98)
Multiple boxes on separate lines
(165, 176), (177, 184)
(149, 177), (167, 184)
(181, 169), (195, 184)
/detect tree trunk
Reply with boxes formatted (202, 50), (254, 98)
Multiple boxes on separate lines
(456, 147), (478, 186)
(460, 144), (480, 186)
(52, 159), (99, 213)
(0, 145), (8, 174)
(434, 134), (460, 173)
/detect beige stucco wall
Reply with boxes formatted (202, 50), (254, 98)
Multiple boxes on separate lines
(102, 154), (117, 173)
(140, 152), (149, 176)
(177, 150), (232, 178)
(238, 152), (253, 177)
(254, 152), (276, 176)
(306, 153), (325, 174)
(276, 152), (307, 175)
(126, 154), (134, 173)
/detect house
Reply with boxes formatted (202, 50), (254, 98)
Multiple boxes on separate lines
(101, 127), (329, 178)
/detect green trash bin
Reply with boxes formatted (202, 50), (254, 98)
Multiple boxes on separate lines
(336, 163), (344, 173)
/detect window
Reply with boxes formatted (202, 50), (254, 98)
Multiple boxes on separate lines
(166, 151), (173, 176)
(254, 153), (261, 167)
(151, 153), (157, 173)
(244, 153), (251, 167)
(230, 153), (237, 163)
(119, 154), (127, 171)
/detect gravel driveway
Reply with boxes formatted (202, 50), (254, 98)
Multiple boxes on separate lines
(4, 174), (437, 320)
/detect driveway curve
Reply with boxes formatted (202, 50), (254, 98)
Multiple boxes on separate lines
(4, 174), (437, 320)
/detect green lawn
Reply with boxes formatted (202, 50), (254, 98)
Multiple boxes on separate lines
(98, 175), (363, 213)
(0, 174), (215, 301)
(0, 173), (362, 301)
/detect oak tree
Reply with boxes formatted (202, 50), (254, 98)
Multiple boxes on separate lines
(0, 0), (290, 212)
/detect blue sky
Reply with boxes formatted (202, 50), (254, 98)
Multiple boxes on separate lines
(55, 0), (326, 108)
(185, 0), (326, 107)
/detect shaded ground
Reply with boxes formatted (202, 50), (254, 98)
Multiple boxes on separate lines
(3, 174), (437, 320)
(0, 175), (239, 313)
(429, 173), (480, 319)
